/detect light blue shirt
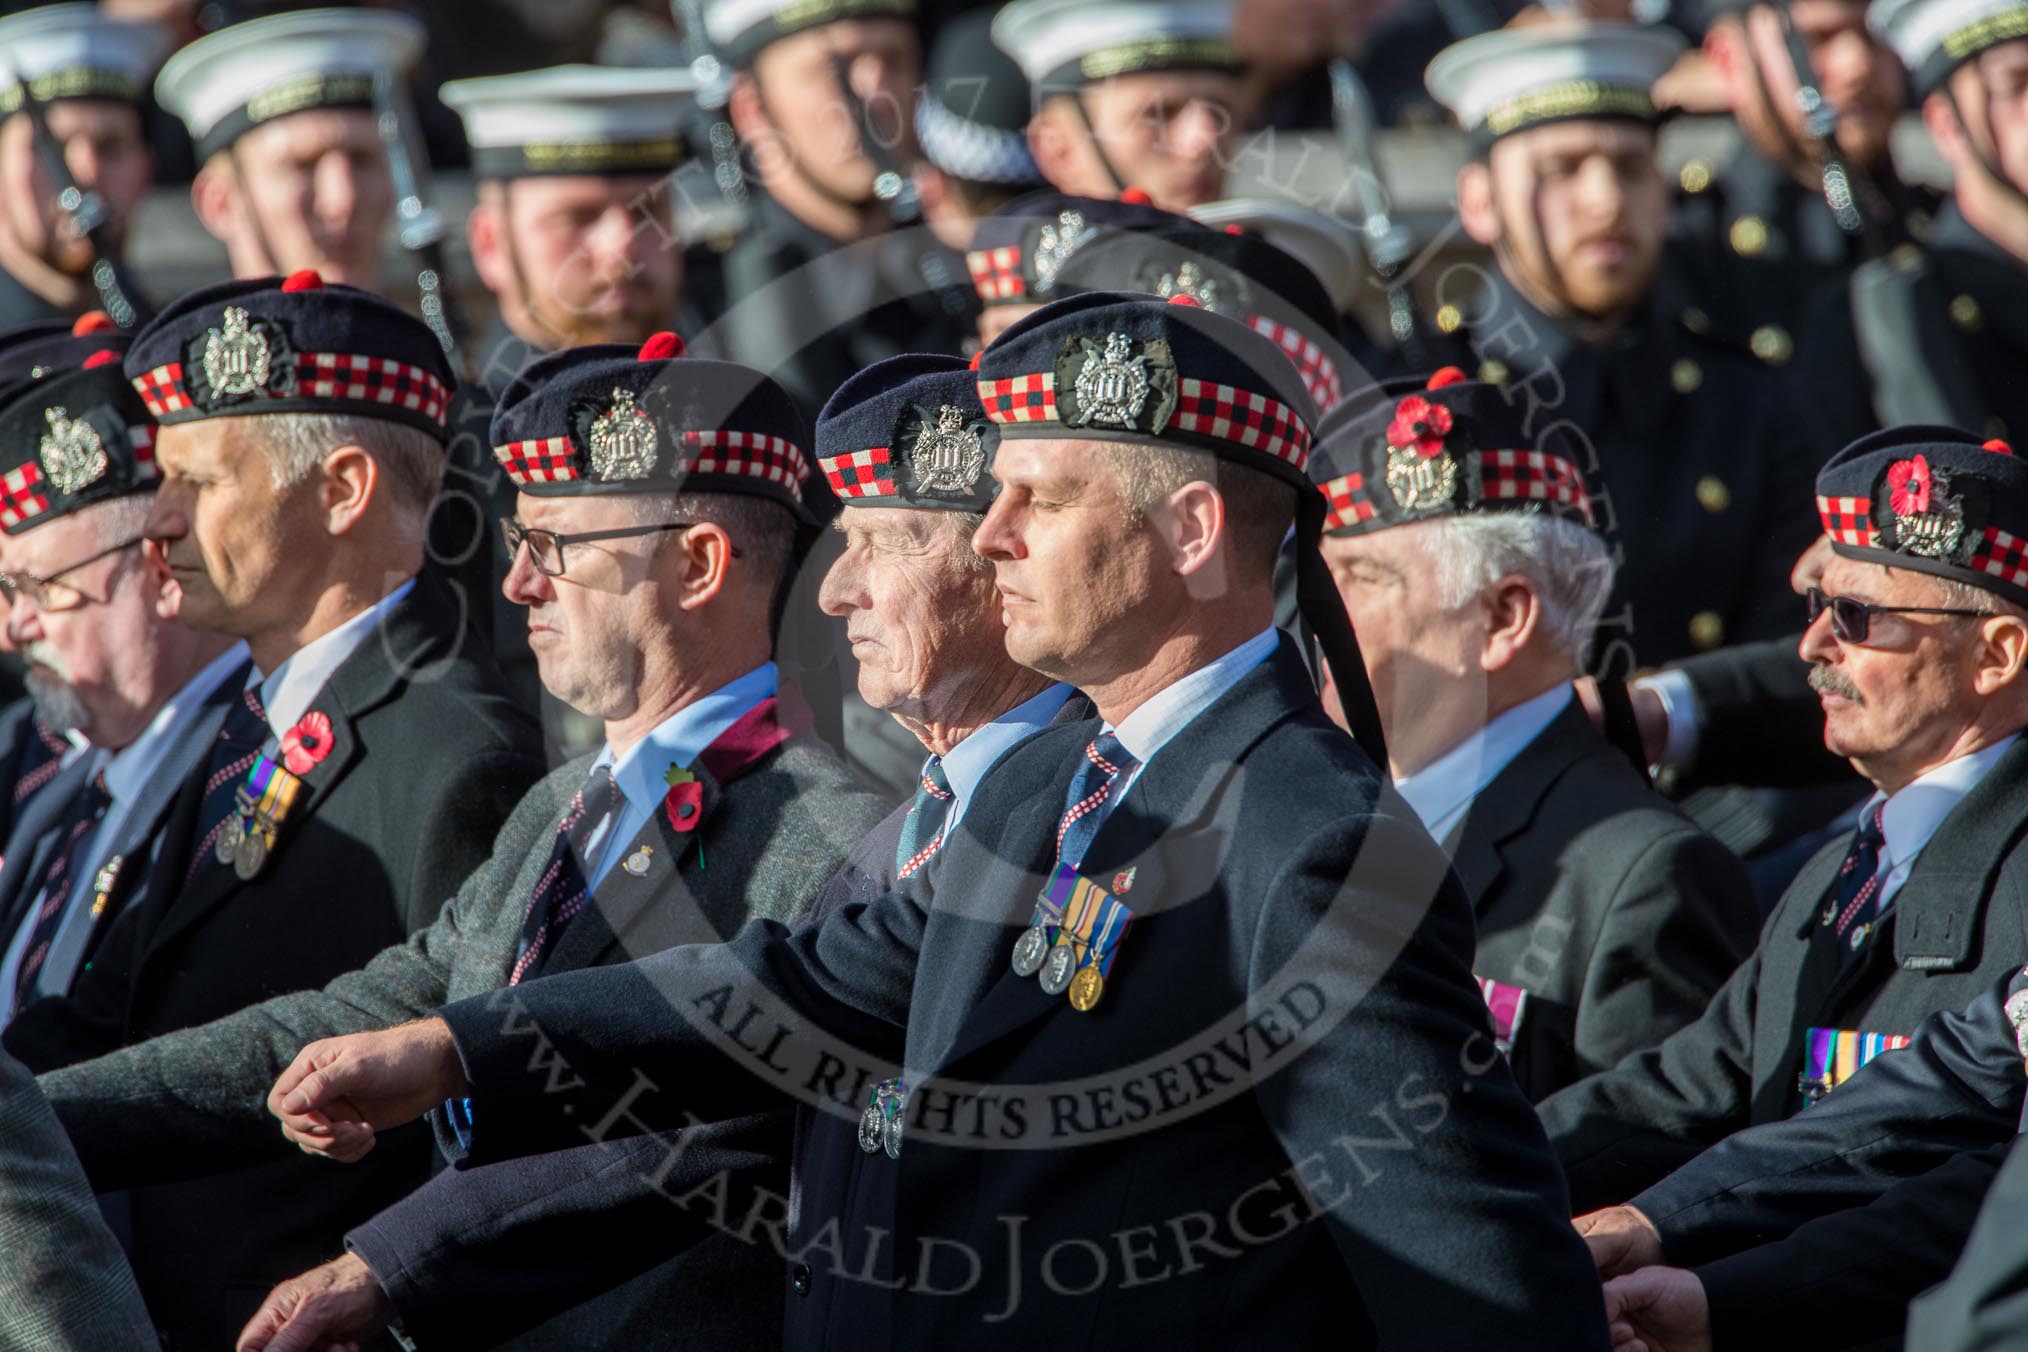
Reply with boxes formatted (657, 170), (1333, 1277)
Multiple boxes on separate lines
(1396, 684), (1575, 846)
(921, 682), (1076, 834)
(1098, 627), (1278, 821)
(579, 662), (778, 889)
(1868, 732), (2017, 911)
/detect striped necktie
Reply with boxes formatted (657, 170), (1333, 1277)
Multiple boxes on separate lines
(510, 765), (622, 985)
(1055, 733), (1139, 870)
(1831, 802), (1890, 936)
(12, 719), (71, 809)
(895, 758), (955, 880)
(14, 768), (112, 1006)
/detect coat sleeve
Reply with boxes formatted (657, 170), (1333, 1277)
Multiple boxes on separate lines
(1538, 906), (1781, 1212)
(401, 745), (546, 933)
(1568, 825), (1761, 1083)
(1905, 1131), (2028, 1352)
(33, 775), (560, 1189)
(0, 1048), (159, 1351)
(1670, 638), (1854, 789)
(1245, 807), (1611, 1350)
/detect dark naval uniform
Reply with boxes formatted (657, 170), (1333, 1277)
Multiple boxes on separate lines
(1424, 264), (1822, 671)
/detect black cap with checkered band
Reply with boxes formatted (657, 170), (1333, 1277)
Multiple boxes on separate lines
(973, 290), (1387, 765)
(1816, 425), (2028, 608)
(490, 332), (816, 524)
(817, 353), (999, 513)
(0, 312), (123, 386)
(0, 339), (156, 535)
(1310, 367), (1597, 538)
(124, 270), (455, 441)
(966, 189), (1188, 312)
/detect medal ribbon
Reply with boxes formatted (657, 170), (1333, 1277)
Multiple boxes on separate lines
(1058, 876), (1106, 962)
(1081, 896), (1132, 978)
(240, 755), (302, 840)
(1026, 860), (1084, 945)
(1800, 1026), (1911, 1101)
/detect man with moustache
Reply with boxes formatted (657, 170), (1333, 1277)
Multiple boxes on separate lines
(151, 9), (424, 290)
(0, 271), (544, 1349)
(1424, 21), (1821, 671)
(39, 332), (886, 1352)
(232, 353), (1081, 1352)
(1671, 0), (1933, 360)
(260, 294), (1611, 1349)
(994, 0), (1247, 212)
(0, 4), (167, 329)
(0, 326), (245, 1026)
(1535, 426), (2028, 1226)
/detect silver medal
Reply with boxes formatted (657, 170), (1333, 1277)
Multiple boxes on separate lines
(234, 829), (269, 881)
(1038, 940), (1077, 996)
(1010, 925), (1050, 977)
(215, 812), (246, 865)
(883, 1103), (904, 1160)
(858, 1099), (885, 1154)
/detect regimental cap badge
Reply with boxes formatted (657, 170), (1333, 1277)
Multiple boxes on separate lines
(37, 405), (109, 496)
(1382, 393), (1460, 512)
(907, 404), (989, 496)
(1155, 260), (1221, 312)
(200, 305), (272, 398)
(1883, 453), (1966, 560)
(587, 387), (658, 481)
(1060, 330), (1177, 434)
(1033, 209), (1096, 293)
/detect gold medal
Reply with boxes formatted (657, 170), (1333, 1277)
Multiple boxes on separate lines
(1068, 965), (1104, 1012)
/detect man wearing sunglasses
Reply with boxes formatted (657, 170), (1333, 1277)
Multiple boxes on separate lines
(0, 333), (246, 1030)
(1527, 428), (2028, 1345)
(29, 332), (890, 1350)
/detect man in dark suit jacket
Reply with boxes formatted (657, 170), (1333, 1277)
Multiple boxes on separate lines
(45, 336), (889, 1352)
(262, 296), (1611, 1349)
(1309, 370), (1759, 1099)
(0, 273), (547, 1348)
(234, 354), (1083, 1351)
(1539, 425), (2028, 1221)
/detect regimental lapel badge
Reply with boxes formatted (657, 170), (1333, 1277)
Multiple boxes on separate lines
(1033, 209), (1095, 293)
(1383, 393), (1460, 512)
(1155, 260), (1221, 312)
(2007, 982), (2028, 1072)
(588, 387), (659, 481)
(623, 844), (654, 877)
(907, 404), (987, 495)
(88, 854), (124, 921)
(1111, 866), (1136, 896)
(1884, 454), (1966, 560)
(1059, 331), (1178, 434)
(202, 305), (273, 397)
(38, 405), (108, 494)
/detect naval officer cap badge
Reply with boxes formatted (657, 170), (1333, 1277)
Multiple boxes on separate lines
(492, 332), (815, 522)
(0, 339), (158, 536)
(817, 353), (1001, 513)
(1815, 424), (2028, 609)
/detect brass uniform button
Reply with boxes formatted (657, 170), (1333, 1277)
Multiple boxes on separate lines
(1680, 159), (1712, 194)
(1696, 476), (1730, 513)
(1891, 242), (1922, 271)
(1729, 215), (1769, 256)
(1681, 306), (1709, 334)
(1671, 358), (1703, 394)
(1435, 303), (1463, 335)
(1750, 325), (1793, 365)
(1479, 359), (1511, 385)
(1951, 294), (1983, 332)
(1689, 611), (1726, 650)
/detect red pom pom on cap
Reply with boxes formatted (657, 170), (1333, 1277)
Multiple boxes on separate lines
(1166, 293), (1202, 307)
(638, 331), (684, 360)
(281, 269), (324, 293)
(82, 350), (121, 369)
(968, 350), (982, 370)
(1986, 438), (2014, 456)
(70, 311), (116, 335)
(1223, 224), (1244, 236)
(1426, 366), (1468, 389)
(1120, 187), (1153, 205)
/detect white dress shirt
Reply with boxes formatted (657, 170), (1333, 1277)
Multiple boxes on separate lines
(1102, 627), (1279, 813)
(253, 576), (417, 742)
(1395, 685), (1575, 846)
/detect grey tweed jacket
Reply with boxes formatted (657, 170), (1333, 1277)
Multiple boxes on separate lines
(0, 1047), (156, 1352)
(42, 731), (887, 1180)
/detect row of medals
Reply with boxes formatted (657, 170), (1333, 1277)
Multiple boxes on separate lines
(858, 1080), (905, 1160)
(1010, 921), (1106, 1012)
(213, 786), (273, 881)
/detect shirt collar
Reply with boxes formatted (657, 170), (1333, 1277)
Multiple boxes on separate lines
(932, 682), (1076, 818)
(104, 642), (250, 804)
(1395, 684), (1574, 841)
(1109, 628), (1278, 771)
(1873, 732), (2019, 873)
(255, 576), (417, 737)
(595, 662), (779, 816)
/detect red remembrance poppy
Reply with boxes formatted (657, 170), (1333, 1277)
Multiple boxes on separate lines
(664, 779), (705, 832)
(1887, 455), (1932, 517)
(1387, 396), (1453, 459)
(279, 711), (333, 776)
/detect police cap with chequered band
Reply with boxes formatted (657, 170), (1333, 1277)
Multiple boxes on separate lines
(1310, 368), (1597, 537)
(1424, 21), (1685, 146)
(0, 334), (156, 534)
(1816, 425), (2028, 609)
(491, 332), (815, 523)
(1872, 0), (2028, 99)
(973, 290), (1386, 764)
(125, 270), (455, 441)
(918, 10), (1047, 191)
(966, 189), (1188, 311)
(817, 354), (999, 513)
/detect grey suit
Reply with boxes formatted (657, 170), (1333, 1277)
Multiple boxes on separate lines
(39, 727), (885, 1344)
(0, 1046), (156, 1352)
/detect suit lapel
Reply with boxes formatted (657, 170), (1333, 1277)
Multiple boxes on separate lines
(1444, 699), (1593, 909)
(0, 756), (95, 942)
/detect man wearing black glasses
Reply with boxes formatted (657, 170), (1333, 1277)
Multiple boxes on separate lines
(1528, 426), (2028, 1331)
(0, 330), (244, 1028)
